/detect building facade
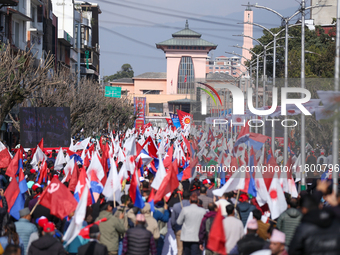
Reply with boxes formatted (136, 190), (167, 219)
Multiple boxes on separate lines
(156, 20), (217, 95)
(206, 55), (243, 77)
(109, 21), (218, 118)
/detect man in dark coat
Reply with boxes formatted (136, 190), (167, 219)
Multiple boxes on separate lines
(78, 225), (108, 255)
(28, 222), (66, 255)
(122, 214), (157, 255)
(289, 194), (340, 254)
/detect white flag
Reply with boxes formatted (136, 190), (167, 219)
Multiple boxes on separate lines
(267, 173), (287, 220)
(54, 147), (66, 170)
(63, 182), (89, 247)
(87, 152), (105, 181)
(151, 153), (167, 190)
(103, 158), (121, 202)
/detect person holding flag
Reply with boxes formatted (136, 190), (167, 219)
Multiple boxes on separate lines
(95, 202), (126, 255)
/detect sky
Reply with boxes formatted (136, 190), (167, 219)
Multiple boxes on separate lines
(96, 0), (310, 78)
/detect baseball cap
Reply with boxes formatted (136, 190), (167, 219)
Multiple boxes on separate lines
(43, 222), (55, 233)
(202, 179), (211, 185)
(36, 216), (48, 228)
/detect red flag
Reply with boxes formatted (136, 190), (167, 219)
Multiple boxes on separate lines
(154, 160), (179, 203)
(38, 160), (48, 184)
(206, 206), (227, 255)
(148, 189), (155, 203)
(0, 144), (11, 169)
(163, 145), (173, 168)
(184, 74), (187, 83)
(207, 128), (215, 143)
(38, 138), (44, 152)
(83, 154), (90, 169)
(4, 177), (20, 212)
(177, 110), (192, 128)
(142, 136), (158, 158)
(165, 118), (173, 126)
(181, 165), (191, 181)
(39, 177), (78, 219)
(6, 149), (22, 178)
(68, 163), (79, 192)
(79, 218), (107, 239)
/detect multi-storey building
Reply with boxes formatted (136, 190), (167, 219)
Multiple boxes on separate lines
(74, 1), (101, 80)
(206, 55), (243, 77)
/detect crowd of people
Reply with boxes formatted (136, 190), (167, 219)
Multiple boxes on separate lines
(0, 123), (339, 255)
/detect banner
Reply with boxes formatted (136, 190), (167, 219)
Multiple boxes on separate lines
(170, 113), (181, 129)
(134, 97), (146, 130)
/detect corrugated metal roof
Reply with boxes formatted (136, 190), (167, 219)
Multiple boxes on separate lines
(110, 78), (133, 83)
(156, 20), (217, 48)
(172, 28), (201, 37)
(133, 72), (167, 79)
(156, 38), (217, 47)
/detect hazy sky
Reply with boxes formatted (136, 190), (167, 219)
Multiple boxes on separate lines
(96, 0), (309, 78)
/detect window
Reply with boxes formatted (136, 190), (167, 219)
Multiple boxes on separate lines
(22, 21), (26, 42)
(14, 22), (19, 47)
(177, 56), (194, 94)
(215, 67), (219, 69)
(142, 90), (160, 94)
(220, 67), (224, 69)
(31, 6), (36, 26)
(209, 67), (213, 69)
(37, 5), (43, 22)
(149, 103), (163, 113)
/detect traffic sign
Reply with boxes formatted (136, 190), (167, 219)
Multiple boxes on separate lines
(105, 86), (122, 98)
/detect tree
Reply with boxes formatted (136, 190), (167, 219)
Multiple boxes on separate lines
(27, 72), (136, 136)
(250, 26), (337, 144)
(103, 63), (134, 82)
(0, 44), (55, 128)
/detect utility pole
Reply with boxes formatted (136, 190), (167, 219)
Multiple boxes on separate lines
(300, 0), (306, 190)
(333, 0), (340, 194)
(77, 22), (81, 88)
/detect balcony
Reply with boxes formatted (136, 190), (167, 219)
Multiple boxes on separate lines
(58, 29), (73, 46)
(0, 0), (17, 8)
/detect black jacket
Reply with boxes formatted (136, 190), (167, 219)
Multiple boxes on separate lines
(289, 208), (340, 255)
(28, 234), (67, 255)
(78, 240), (108, 255)
(237, 233), (268, 255)
(125, 224), (153, 255)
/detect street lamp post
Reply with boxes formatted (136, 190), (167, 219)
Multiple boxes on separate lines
(300, 0), (307, 190)
(333, 0), (340, 194)
(246, 1), (329, 175)
(233, 45), (263, 133)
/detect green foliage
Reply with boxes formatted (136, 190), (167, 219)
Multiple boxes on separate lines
(103, 63), (134, 82)
(250, 26), (335, 78)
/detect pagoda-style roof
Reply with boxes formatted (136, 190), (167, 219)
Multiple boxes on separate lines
(156, 20), (217, 49)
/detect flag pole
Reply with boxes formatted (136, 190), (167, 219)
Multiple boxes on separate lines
(30, 199), (41, 216)
(234, 189), (240, 208)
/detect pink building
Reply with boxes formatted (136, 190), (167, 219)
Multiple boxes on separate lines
(109, 21), (218, 119)
(156, 20), (217, 95)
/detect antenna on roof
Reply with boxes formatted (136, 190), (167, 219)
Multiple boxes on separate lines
(185, 20), (189, 29)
